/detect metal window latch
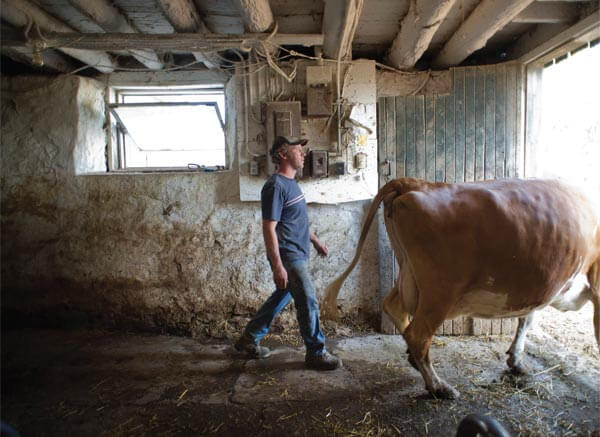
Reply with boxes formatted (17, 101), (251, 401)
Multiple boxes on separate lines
(381, 159), (392, 177)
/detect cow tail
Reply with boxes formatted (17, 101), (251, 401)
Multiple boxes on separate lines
(321, 182), (398, 320)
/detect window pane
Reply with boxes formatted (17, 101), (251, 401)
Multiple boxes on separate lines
(114, 104), (225, 167)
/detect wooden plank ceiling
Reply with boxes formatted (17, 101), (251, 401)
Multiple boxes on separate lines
(0, 0), (596, 74)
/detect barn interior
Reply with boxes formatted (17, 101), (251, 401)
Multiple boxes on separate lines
(1, 0), (599, 435)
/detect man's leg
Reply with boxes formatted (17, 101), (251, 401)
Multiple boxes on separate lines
(236, 288), (292, 358)
(286, 260), (341, 370)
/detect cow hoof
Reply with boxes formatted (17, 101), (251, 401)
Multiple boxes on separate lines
(506, 355), (528, 375)
(509, 362), (528, 375)
(431, 383), (460, 400)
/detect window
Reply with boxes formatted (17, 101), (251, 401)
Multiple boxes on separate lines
(535, 40), (599, 195)
(108, 86), (226, 171)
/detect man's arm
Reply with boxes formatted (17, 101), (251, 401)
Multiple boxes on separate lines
(262, 220), (288, 289)
(310, 230), (328, 257)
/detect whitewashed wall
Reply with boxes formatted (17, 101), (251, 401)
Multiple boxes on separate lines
(0, 74), (380, 334)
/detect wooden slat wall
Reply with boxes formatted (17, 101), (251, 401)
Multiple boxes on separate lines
(377, 62), (523, 336)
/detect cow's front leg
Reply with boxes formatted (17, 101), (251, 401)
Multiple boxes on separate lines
(403, 318), (459, 399)
(506, 312), (536, 374)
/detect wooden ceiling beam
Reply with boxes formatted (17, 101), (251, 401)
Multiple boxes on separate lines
(322, 0), (364, 60)
(156, 0), (219, 69)
(518, 12), (600, 64)
(0, 30), (325, 51)
(68, 0), (164, 70)
(505, 23), (570, 59)
(233, 0), (274, 33)
(1, 46), (78, 73)
(433, 0), (535, 68)
(387, 0), (458, 70)
(513, 2), (579, 23)
(0, 0), (116, 73)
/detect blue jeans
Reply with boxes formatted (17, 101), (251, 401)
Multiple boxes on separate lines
(243, 259), (326, 355)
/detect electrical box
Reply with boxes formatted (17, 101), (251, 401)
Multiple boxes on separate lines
(249, 160), (259, 176)
(333, 162), (345, 176)
(310, 150), (328, 177)
(307, 85), (332, 116)
(265, 101), (301, 174)
(354, 152), (367, 170)
(306, 66), (332, 116)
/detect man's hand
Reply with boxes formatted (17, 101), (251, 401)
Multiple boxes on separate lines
(272, 263), (288, 289)
(310, 232), (328, 257)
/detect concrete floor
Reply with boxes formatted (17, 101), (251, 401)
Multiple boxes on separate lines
(2, 310), (599, 437)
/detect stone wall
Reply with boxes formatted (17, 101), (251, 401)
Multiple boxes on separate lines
(1, 74), (379, 336)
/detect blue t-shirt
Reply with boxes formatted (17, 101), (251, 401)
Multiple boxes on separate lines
(261, 174), (310, 262)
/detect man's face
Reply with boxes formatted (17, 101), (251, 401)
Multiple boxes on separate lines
(284, 144), (305, 170)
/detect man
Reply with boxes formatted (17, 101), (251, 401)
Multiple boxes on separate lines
(235, 136), (342, 371)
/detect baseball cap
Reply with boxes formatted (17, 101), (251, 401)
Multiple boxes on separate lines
(270, 136), (308, 158)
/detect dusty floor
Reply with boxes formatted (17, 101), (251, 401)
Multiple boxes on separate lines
(2, 304), (599, 437)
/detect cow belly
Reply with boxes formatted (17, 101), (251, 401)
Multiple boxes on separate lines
(452, 289), (540, 319)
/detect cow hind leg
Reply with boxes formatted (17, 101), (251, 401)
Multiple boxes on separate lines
(506, 312), (536, 374)
(403, 310), (459, 399)
(588, 262), (600, 354)
(382, 272), (412, 334)
(593, 295), (600, 355)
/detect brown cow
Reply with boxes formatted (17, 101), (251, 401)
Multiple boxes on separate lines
(322, 178), (600, 399)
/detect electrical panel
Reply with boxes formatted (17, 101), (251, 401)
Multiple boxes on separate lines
(333, 162), (345, 176)
(265, 101), (301, 175)
(310, 150), (328, 177)
(306, 66), (332, 116)
(307, 86), (332, 116)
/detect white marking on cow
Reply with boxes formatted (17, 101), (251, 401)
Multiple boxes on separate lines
(452, 289), (541, 319)
(550, 272), (590, 311)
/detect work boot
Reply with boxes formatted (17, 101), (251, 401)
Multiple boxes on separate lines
(234, 335), (271, 359)
(305, 350), (342, 371)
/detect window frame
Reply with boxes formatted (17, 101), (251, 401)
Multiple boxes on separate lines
(106, 85), (228, 173)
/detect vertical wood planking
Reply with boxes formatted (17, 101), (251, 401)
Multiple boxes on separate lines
(378, 99), (386, 163)
(376, 62), (524, 336)
(385, 97), (398, 314)
(406, 96), (417, 177)
(516, 65), (524, 176)
(396, 97), (407, 178)
(495, 64), (506, 179)
(464, 67), (476, 182)
(425, 95), (436, 181)
(492, 319), (502, 335)
(454, 68), (466, 183)
(415, 96), (426, 179)
(485, 66), (496, 180)
(435, 95), (446, 182)
(377, 98), (396, 334)
(474, 67), (486, 181)
(505, 63), (517, 178)
(446, 89), (456, 184)
(447, 73), (461, 333)
(386, 98), (397, 181)
(501, 316), (517, 335)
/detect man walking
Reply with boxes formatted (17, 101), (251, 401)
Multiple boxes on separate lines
(235, 136), (342, 371)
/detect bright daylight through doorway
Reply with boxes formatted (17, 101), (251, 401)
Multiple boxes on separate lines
(535, 41), (600, 200)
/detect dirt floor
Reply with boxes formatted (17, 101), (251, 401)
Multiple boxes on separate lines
(2, 304), (599, 437)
